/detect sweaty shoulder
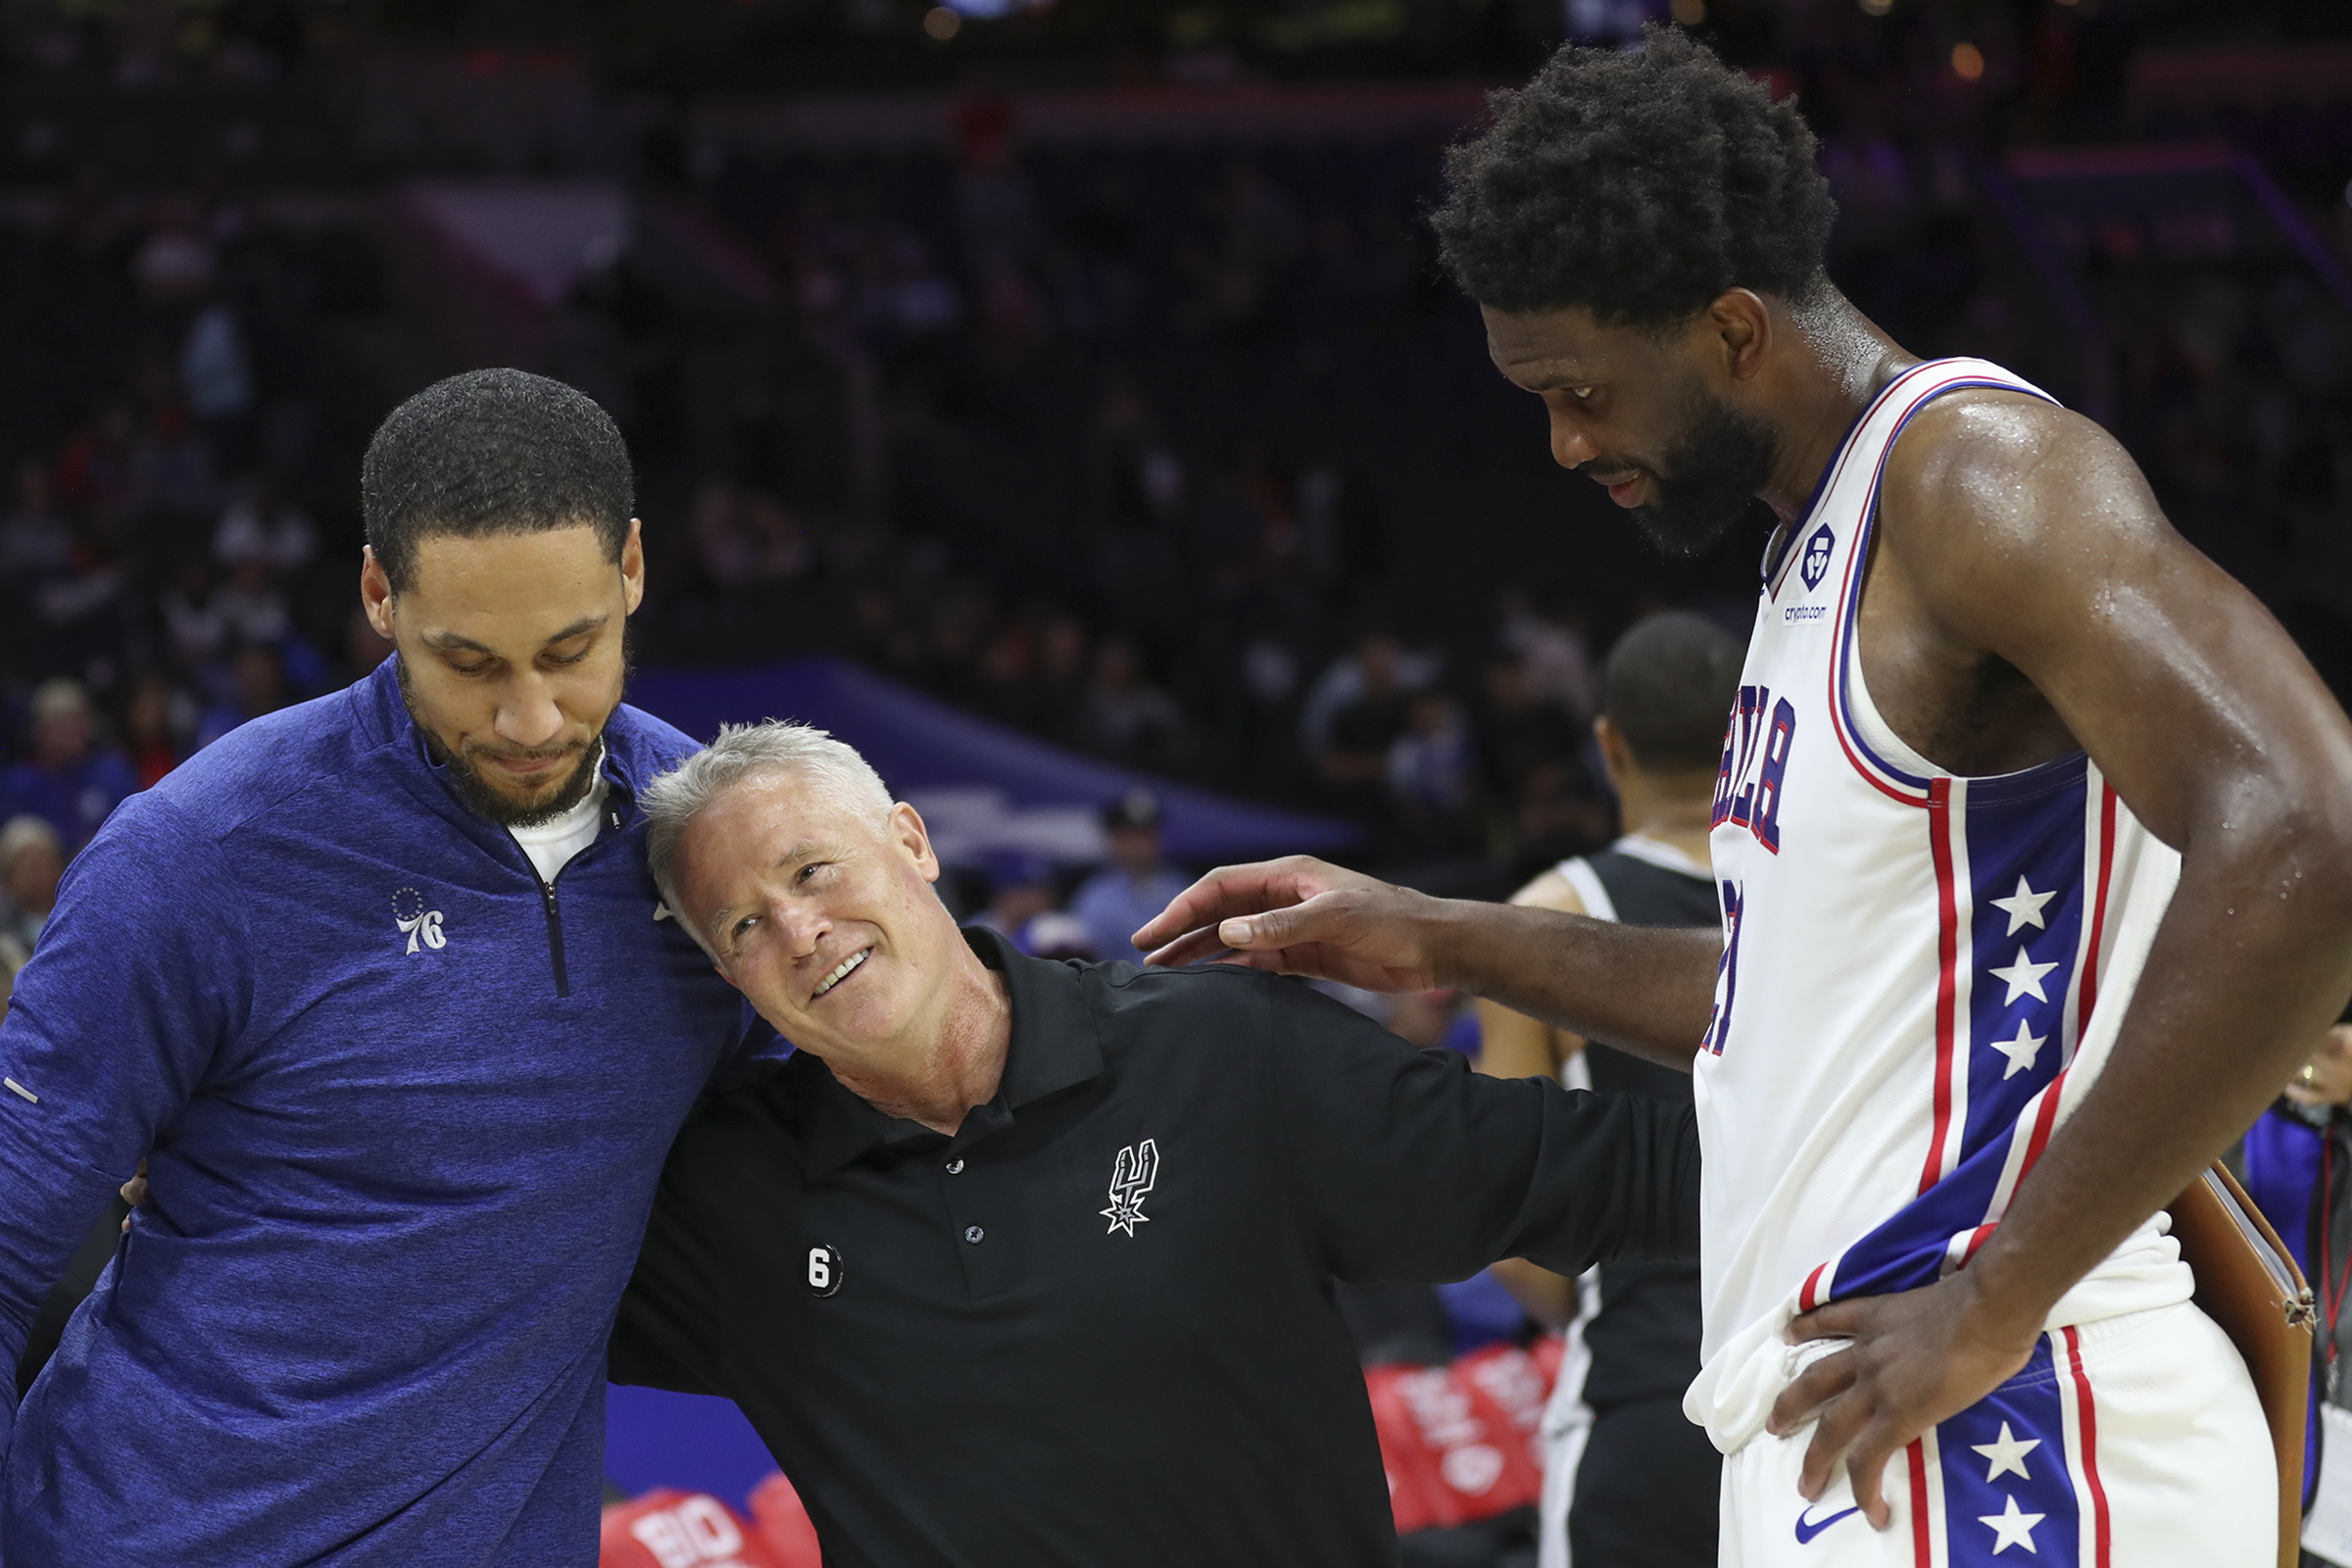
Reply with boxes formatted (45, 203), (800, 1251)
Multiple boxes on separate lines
(1878, 388), (2166, 572)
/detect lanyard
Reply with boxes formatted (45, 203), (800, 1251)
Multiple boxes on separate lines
(2326, 1137), (2352, 1399)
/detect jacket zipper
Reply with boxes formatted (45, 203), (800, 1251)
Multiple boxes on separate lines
(535, 871), (570, 998)
(520, 792), (624, 1000)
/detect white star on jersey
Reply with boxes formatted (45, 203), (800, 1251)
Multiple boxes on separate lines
(1979, 1494), (2044, 1554)
(1988, 1021), (2047, 1080)
(1988, 947), (2059, 1004)
(1970, 1421), (2042, 1482)
(1989, 876), (2056, 935)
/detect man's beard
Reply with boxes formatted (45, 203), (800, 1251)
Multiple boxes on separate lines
(395, 655), (613, 828)
(1622, 388), (1781, 558)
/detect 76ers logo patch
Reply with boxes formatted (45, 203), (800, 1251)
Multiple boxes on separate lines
(392, 887), (446, 955)
(1799, 523), (1836, 592)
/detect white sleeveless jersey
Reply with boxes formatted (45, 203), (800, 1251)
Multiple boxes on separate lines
(1687, 358), (2193, 1449)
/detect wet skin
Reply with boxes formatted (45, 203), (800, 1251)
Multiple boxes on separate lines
(1139, 285), (2352, 1529)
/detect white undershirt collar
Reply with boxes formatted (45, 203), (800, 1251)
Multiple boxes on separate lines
(507, 741), (610, 886)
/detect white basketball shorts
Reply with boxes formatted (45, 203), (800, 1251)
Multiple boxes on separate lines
(1719, 1299), (2272, 1567)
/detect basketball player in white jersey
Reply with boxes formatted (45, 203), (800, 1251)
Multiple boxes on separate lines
(1480, 611), (1740, 1568)
(1135, 29), (2352, 1568)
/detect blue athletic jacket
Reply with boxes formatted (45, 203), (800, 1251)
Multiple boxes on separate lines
(0, 657), (768, 1565)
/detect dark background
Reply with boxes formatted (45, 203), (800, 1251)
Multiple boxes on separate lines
(0, 0), (2348, 897)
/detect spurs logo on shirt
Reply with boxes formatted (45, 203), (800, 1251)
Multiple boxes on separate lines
(392, 886), (446, 955)
(1687, 358), (2195, 1543)
(1101, 1139), (1158, 1236)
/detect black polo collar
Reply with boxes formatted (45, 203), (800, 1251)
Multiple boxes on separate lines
(791, 924), (1108, 1179)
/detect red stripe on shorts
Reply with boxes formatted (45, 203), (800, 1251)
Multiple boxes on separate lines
(2061, 1325), (2113, 1568)
(1907, 1439), (1932, 1568)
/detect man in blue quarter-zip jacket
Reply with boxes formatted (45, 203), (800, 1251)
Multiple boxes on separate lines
(0, 369), (773, 1566)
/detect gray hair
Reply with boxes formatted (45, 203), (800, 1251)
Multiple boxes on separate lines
(641, 720), (894, 947)
(0, 814), (61, 868)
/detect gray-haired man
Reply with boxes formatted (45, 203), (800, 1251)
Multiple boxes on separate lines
(609, 719), (1702, 1568)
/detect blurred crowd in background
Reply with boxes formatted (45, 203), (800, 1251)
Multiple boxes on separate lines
(0, 0), (2348, 995)
(0, 5), (2346, 1564)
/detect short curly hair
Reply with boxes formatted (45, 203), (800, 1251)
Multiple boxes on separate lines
(1431, 27), (1837, 329)
(363, 368), (634, 595)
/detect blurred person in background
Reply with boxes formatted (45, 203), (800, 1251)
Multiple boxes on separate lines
(208, 551), (292, 649)
(213, 474), (317, 577)
(4, 677), (135, 855)
(0, 813), (64, 978)
(1020, 907), (1098, 962)
(1069, 789), (1189, 966)
(1067, 637), (1191, 776)
(1387, 689), (1480, 858)
(120, 671), (190, 790)
(0, 460), (73, 585)
(1319, 630), (1412, 807)
(1496, 591), (1597, 725)
(1477, 610), (1741, 1568)
(969, 850), (1057, 952)
(160, 558), (232, 668)
(192, 639), (290, 750)
(1476, 643), (1583, 814)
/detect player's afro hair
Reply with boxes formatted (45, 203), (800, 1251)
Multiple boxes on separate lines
(363, 368), (634, 594)
(1431, 27), (1837, 329)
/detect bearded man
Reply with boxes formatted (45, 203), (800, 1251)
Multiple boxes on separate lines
(1137, 32), (2352, 1567)
(0, 369), (772, 1565)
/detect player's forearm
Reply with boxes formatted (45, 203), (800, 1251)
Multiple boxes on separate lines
(1968, 800), (2352, 1332)
(1424, 901), (1721, 1070)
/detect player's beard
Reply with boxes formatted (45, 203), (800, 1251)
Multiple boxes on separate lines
(1624, 386), (1781, 558)
(395, 633), (630, 829)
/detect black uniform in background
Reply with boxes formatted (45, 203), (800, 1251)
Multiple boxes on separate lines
(1551, 843), (1723, 1568)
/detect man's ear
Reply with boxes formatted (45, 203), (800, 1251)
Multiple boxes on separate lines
(621, 517), (646, 615)
(1706, 288), (1773, 383)
(360, 546), (395, 639)
(892, 802), (941, 883)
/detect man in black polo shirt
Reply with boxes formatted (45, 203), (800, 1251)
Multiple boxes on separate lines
(612, 720), (1699, 1568)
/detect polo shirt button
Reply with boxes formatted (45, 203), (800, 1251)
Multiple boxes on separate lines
(963, 1225), (985, 1245)
(946, 1159), (964, 1174)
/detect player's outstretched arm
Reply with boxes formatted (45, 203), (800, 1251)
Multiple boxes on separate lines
(1769, 393), (2352, 1527)
(1132, 856), (1723, 1069)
